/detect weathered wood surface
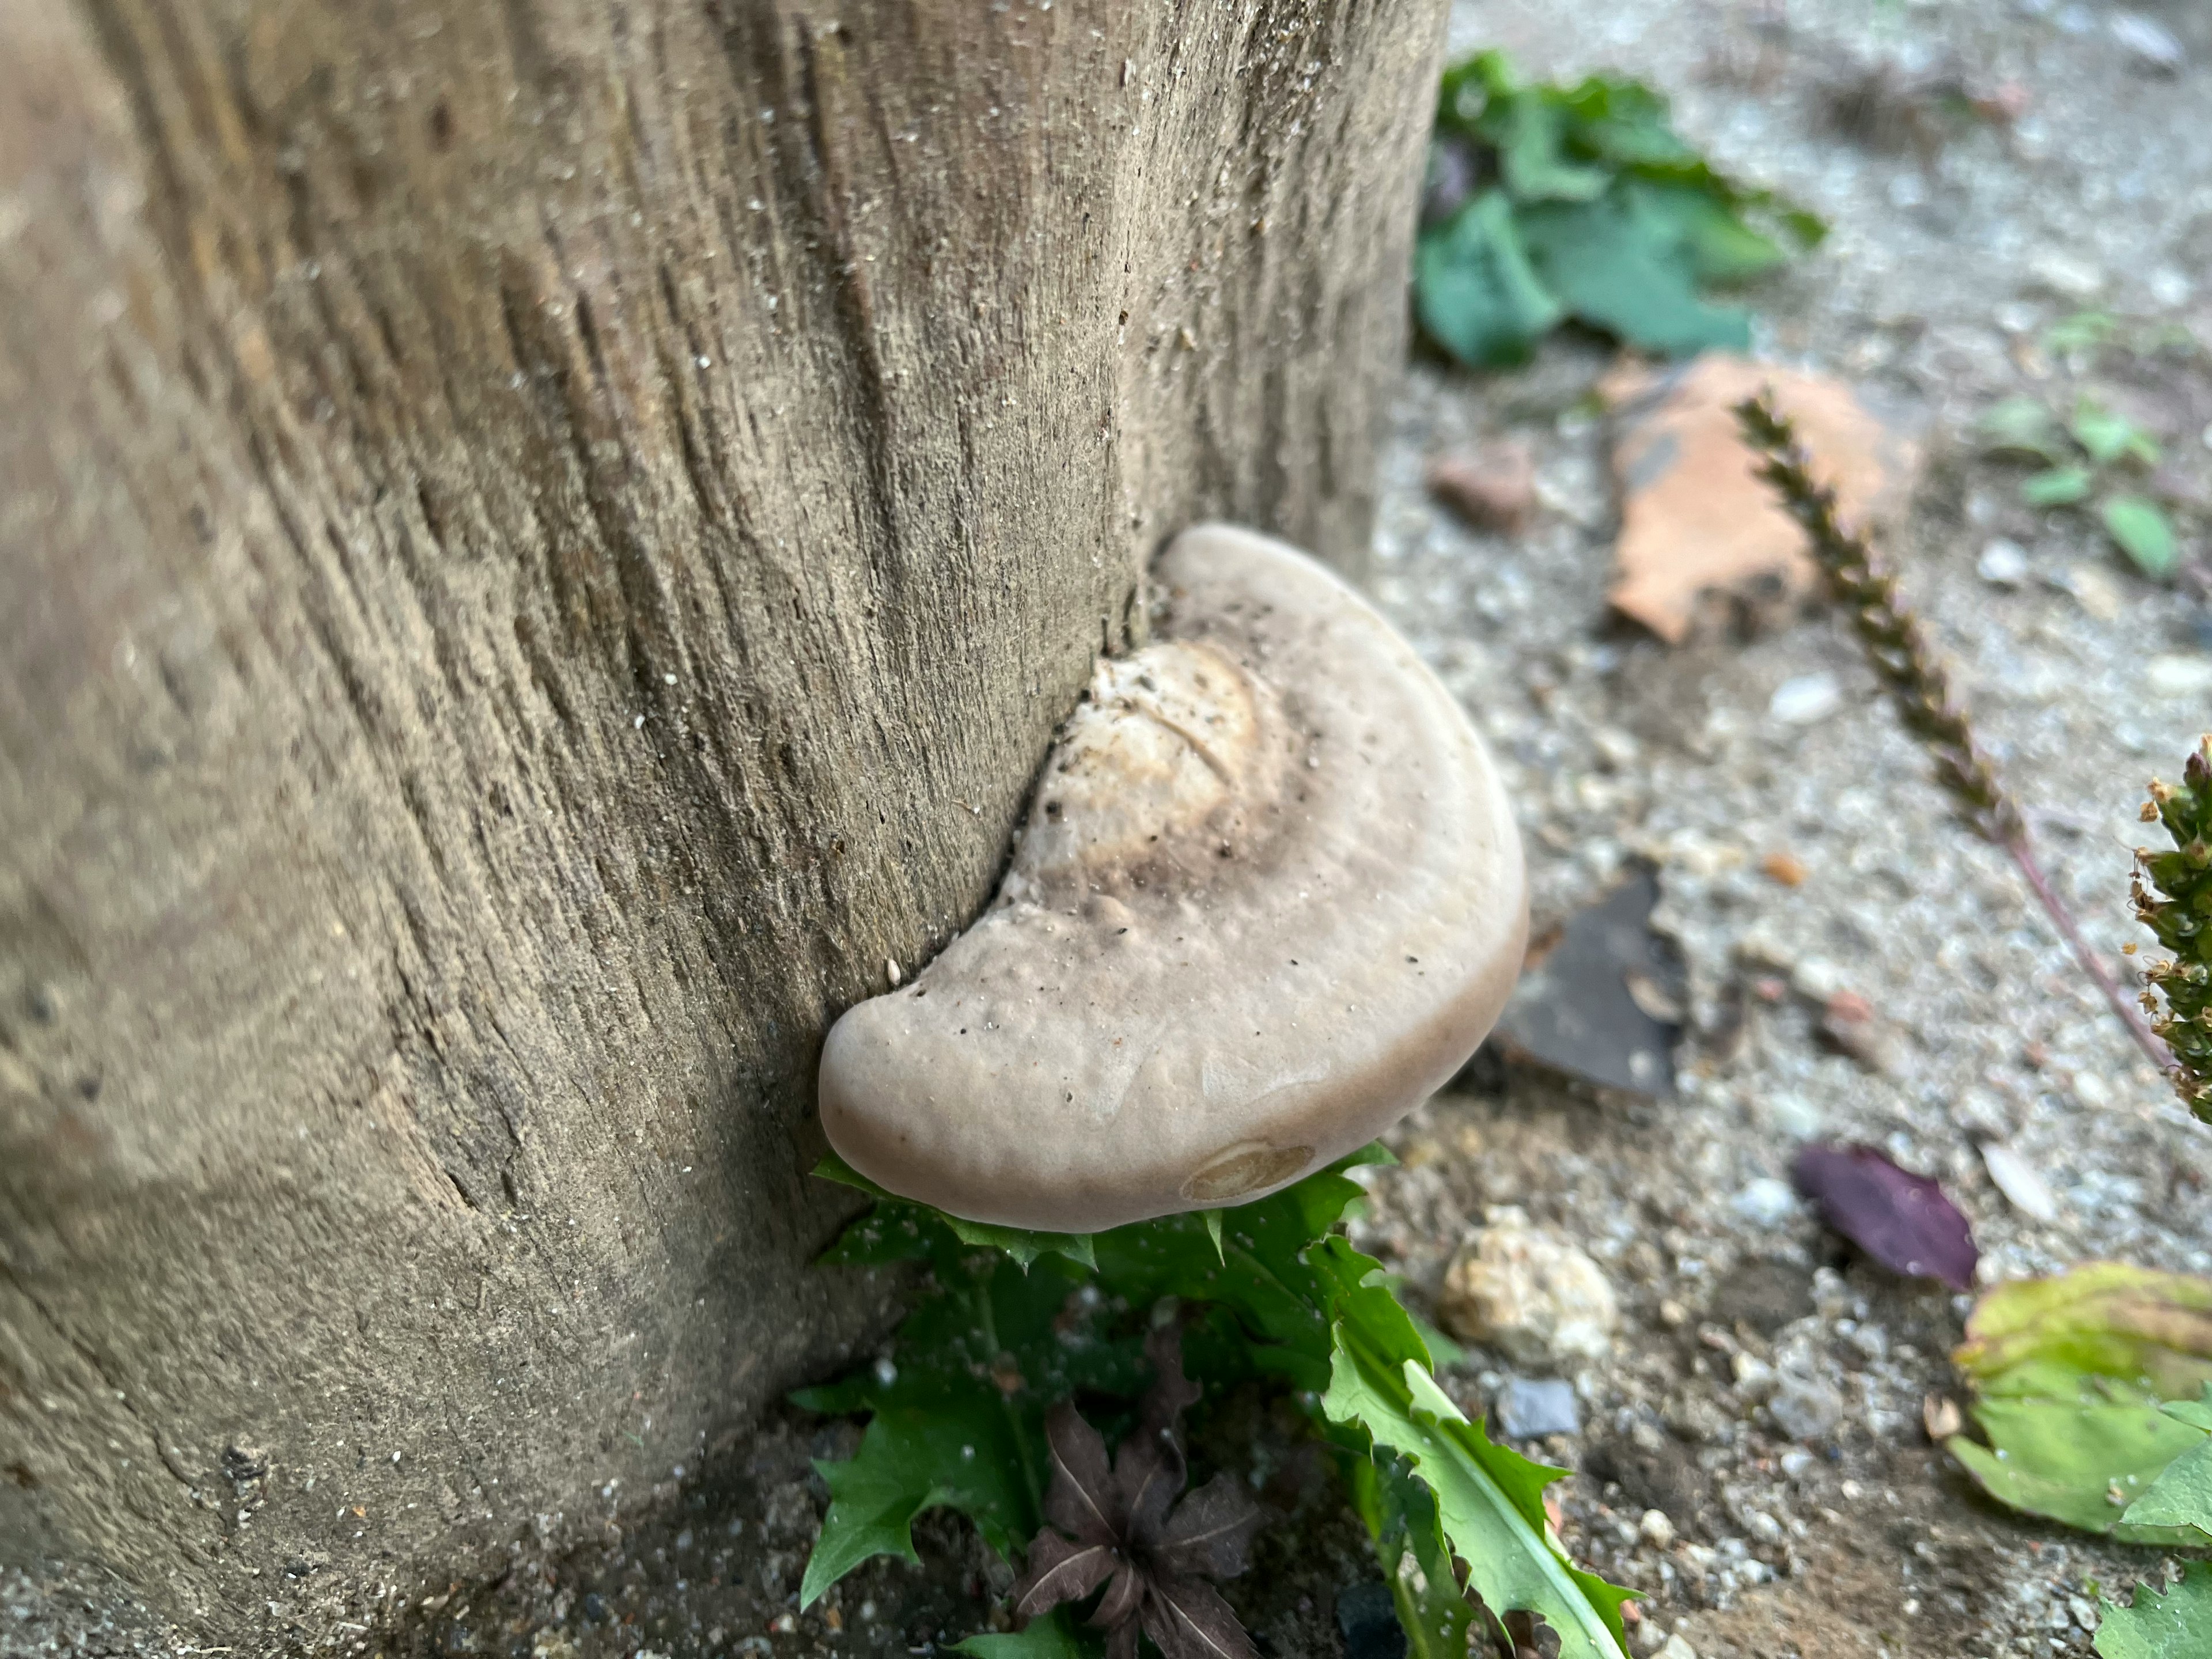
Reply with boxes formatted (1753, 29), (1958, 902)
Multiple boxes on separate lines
(0, 0), (1444, 1641)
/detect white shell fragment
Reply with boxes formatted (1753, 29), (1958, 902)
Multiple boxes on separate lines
(819, 524), (1528, 1230)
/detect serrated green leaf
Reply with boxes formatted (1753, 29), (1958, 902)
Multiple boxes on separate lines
(1415, 192), (1565, 368)
(1350, 1456), (1477, 1659)
(2097, 1563), (2212, 1659)
(813, 1154), (1095, 1271)
(1325, 1322), (1632, 1657)
(798, 1150), (1392, 1607)
(954, 1609), (1101, 1659)
(2103, 495), (2180, 579)
(1423, 50), (1815, 366)
(2022, 465), (2093, 507)
(796, 1248), (1143, 1603)
(1516, 194), (1752, 358)
(2121, 1435), (2212, 1542)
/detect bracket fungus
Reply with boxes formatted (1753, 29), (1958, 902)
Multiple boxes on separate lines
(820, 524), (1528, 1231)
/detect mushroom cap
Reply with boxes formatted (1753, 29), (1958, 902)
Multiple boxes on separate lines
(819, 524), (1528, 1231)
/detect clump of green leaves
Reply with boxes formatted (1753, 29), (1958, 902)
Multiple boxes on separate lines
(1415, 51), (1823, 368)
(2136, 736), (2212, 1121)
(1944, 1263), (2212, 1543)
(1979, 394), (2177, 579)
(795, 1150), (1634, 1658)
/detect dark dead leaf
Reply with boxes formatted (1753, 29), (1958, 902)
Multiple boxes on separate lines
(1791, 1141), (1978, 1289)
(1012, 1325), (1264, 1654)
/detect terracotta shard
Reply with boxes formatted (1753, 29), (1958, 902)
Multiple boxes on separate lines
(1605, 354), (1921, 643)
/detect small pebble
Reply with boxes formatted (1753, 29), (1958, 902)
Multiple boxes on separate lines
(2027, 249), (2105, 301)
(1769, 672), (1843, 725)
(1731, 1177), (1800, 1228)
(1977, 539), (2031, 586)
(1982, 1142), (2061, 1222)
(2111, 13), (2184, 74)
(2146, 655), (2212, 698)
(1496, 1376), (1582, 1440)
(1768, 1372), (1846, 1442)
(1335, 1581), (1406, 1659)
(1440, 1211), (1620, 1364)
(1639, 1508), (1677, 1548)
(2067, 565), (2122, 620)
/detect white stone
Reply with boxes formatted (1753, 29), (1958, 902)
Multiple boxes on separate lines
(1769, 672), (1843, 725)
(2112, 13), (2184, 73)
(2028, 249), (2106, 301)
(2067, 565), (2122, 621)
(1731, 1177), (1800, 1228)
(1639, 1508), (1678, 1548)
(2146, 655), (2212, 699)
(1440, 1218), (1620, 1365)
(1977, 539), (2031, 586)
(1653, 1636), (1700, 1659)
(1982, 1142), (2061, 1222)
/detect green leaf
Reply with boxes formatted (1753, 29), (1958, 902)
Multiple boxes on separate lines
(1635, 181), (1789, 285)
(2022, 465), (2093, 507)
(2121, 1433), (2212, 1542)
(2096, 1563), (2212, 1659)
(795, 1247), (1143, 1604)
(2071, 402), (2161, 467)
(1491, 96), (1612, 202)
(1516, 193), (1752, 358)
(1979, 396), (2069, 464)
(1415, 191), (1566, 368)
(2044, 310), (2118, 358)
(1325, 1316), (1633, 1657)
(798, 1149), (1393, 1606)
(2103, 495), (2180, 579)
(1944, 1398), (2208, 1544)
(1953, 1264), (2212, 1403)
(1949, 1267), (2212, 1544)
(1350, 1456), (1478, 1659)
(813, 1153), (1096, 1271)
(954, 1610), (1101, 1659)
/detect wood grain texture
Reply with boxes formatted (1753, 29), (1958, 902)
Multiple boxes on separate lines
(0, 0), (1443, 1640)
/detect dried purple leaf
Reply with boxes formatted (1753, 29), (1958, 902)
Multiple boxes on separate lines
(1011, 1531), (1116, 1620)
(1012, 1325), (1264, 1652)
(1040, 1401), (1120, 1546)
(1141, 1575), (1262, 1659)
(1153, 1473), (1264, 1581)
(1792, 1141), (1978, 1290)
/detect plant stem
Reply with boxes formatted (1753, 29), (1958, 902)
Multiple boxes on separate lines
(1734, 392), (2173, 1077)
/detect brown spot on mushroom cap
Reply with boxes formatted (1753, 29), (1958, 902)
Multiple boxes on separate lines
(819, 524), (1528, 1231)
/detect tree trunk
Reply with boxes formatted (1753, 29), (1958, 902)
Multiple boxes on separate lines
(0, 0), (1444, 1642)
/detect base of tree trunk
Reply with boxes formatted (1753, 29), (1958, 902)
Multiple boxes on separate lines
(0, 0), (1446, 1643)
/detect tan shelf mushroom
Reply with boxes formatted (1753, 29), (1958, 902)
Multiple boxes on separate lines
(819, 524), (1528, 1232)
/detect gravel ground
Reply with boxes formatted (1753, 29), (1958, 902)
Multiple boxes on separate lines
(14, 2), (2212, 1656)
(1363, 1), (2212, 1654)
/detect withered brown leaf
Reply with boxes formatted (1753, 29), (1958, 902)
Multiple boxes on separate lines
(1010, 1324), (1263, 1659)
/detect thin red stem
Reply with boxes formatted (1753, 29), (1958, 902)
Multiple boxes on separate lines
(2002, 832), (2172, 1074)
